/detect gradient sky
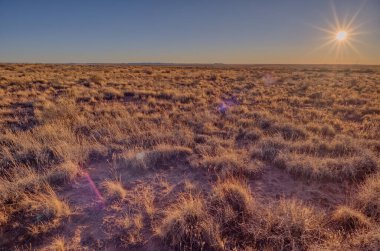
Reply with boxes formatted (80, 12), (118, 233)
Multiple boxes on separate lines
(1, 0), (379, 64)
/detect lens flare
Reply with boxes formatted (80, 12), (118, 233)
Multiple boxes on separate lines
(83, 171), (104, 203)
(311, 2), (366, 63)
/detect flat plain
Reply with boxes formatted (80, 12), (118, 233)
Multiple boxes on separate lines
(0, 64), (379, 250)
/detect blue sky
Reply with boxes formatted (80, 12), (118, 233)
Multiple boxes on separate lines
(0, 0), (379, 64)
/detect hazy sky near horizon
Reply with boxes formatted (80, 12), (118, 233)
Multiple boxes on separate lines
(1, 0), (379, 64)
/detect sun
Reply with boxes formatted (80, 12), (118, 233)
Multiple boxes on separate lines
(311, 2), (365, 62)
(336, 31), (347, 41)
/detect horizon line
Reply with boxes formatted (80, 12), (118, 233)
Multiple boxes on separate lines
(1, 62), (379, 66)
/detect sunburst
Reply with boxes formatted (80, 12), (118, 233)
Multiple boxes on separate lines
(311, 2), (366, 62)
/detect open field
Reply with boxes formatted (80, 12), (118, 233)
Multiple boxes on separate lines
(0, 63), (379, 250)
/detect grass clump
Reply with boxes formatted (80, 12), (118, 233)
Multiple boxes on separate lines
(356, 173), (380, 221)
(157, 194), (224, 251)
(48, 236), (67, 251)
(274, 151), (378, 182)
(120, 213), (146, 247)
(45, 161), (80, 185)
(251, 138), (285, 162)
(277, 123), (308, 141)
(212, 178), (254, 218)
(331, 206), (371, 232)
(211, 178), (255, 248)
(21, 184), (71, 221)
(102, 179), (127, 201)
(256, 199), (327, 250)
(117, 145), (193, 171)
(199, 153), (258, 178)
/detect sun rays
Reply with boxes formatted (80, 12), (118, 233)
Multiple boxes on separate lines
(312, 1), (367, 62)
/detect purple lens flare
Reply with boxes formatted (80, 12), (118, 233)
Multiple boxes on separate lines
(82, 170), (105, 204)
(218, 96), (240, 115)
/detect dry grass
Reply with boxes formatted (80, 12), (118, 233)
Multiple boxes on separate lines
(253, 136), (379, 182)
(21, 184), (71, 221)
(120, 212), (146, 247)
(102, 179), (127, 200)
(256, 199), (327, 250)
(47, 236), (66, 251)
(116, 145), (193, 171)
(199, 152), (258, 178)
(0, 64), (379, 249)
(212, 178), (254, 219)
(157, 194), (224, 251)
(356, 173), (380, 221)
(331, 206), (371, 232)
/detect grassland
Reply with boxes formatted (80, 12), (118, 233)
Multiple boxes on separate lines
(0, 63), (379, 250)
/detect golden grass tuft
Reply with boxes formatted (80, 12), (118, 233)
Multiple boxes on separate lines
(21, 184), (71, 220)
(331, 206), (371, 232)
(102, 179), (127, 200)
(0, 210), (8, 226)
(199, 152), (259, 178)
(212, 178), (254, 217)
(356, 173), (380, 221)
(311, 226), (380, 250)
(46, 161), (80, 185)
(157, 194), (224, 250)
(257, 199), (327, 250)
(120, 212), (146, 247)
(47, 236), (66, 251)
(117, 145), (193, 171)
